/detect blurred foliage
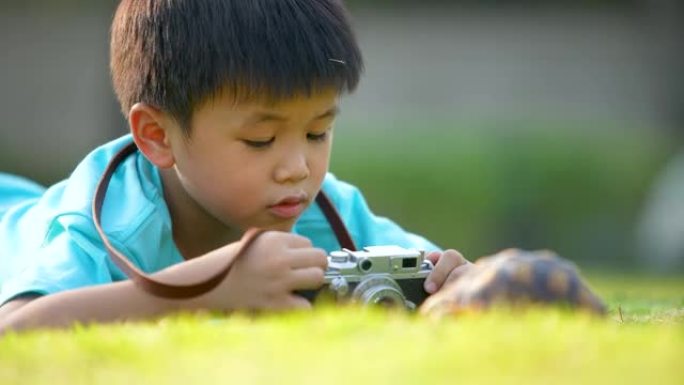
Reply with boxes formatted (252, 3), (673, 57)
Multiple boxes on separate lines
(331, 121), (676, 270)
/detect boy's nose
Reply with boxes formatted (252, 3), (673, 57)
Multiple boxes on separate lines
(274, 152), (310, 183)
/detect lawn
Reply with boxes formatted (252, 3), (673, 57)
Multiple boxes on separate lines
(1, 121), (681, 384)
(0, 273), (681, 385)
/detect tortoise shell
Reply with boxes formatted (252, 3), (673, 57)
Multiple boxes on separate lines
(419, 248), (606, 317)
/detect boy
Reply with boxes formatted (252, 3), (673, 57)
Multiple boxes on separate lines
(0, 0), (468, 332)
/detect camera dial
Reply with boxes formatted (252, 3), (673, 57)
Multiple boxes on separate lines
(329, 276), (350, 298)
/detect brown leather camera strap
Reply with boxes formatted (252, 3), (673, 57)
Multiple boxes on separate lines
(92, 141), (355, 299)
(314, 192), (356, 251)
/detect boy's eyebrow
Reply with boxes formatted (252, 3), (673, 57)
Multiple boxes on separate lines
(250, 105), (340, 125)
(316, 105), (340, 120)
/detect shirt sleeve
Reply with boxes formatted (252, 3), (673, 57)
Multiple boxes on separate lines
(300, 174), (441, 252)
(0, 219), (113, 306)
(0, 173), (45, 217)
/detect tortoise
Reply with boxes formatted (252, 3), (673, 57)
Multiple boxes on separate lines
(419, 248), (606, 317)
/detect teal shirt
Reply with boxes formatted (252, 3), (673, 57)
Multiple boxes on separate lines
(0, 135), (438, 305)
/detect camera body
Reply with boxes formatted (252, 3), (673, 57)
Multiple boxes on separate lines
(300, 245), (434, 310)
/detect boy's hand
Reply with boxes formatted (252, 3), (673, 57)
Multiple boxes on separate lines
(423, 249), (471, 294)
(199, 231), (327, 312)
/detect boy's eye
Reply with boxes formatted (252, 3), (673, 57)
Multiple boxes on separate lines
(307, 131), (329, 142)
(242, 137), (275, 148)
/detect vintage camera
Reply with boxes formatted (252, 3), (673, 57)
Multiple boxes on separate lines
(299, 246), (434, 310)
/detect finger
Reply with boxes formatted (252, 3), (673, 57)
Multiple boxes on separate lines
(425, 250), (442, 265)
(287, 267), (326, 290)
(282, 233), (314, 248)
(287, 248), (328, 270)
(263, 231), (313, 248)
(424, 249), (468, 294)
(269, 294), (313, 311)
(286, 294), (314, 310)
(443, 263), (473, 287)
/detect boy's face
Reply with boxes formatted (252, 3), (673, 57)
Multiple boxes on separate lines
(165, 88), (338, 234)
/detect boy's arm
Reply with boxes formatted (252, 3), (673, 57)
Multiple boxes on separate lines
(0, 247), (233, 332)
(0, 231), (328, 334)
(0, 296), (39, 323)
(0, 280), (194, 333)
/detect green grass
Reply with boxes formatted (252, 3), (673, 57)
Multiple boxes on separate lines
(0, 274), (682, 385)
(0, 120), (680, 383)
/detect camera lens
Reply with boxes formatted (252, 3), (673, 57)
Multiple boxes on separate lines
(352, 276), (408, 309)
(375, 294), (402, 308)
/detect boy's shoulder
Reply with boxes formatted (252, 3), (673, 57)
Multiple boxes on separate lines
(17, 135), (169, 252)
(0, 135), (175, 290)
(48, 135), (163, 233)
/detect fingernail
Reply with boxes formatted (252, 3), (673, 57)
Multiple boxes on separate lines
(425, 281), (437, 294)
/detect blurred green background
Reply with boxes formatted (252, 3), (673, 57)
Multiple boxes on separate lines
(1, 0), (682, 272)
(331, 120), (676, 270)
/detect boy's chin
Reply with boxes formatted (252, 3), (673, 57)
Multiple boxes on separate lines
(239, 214), (299, 233)
(261, 219), (297, 233)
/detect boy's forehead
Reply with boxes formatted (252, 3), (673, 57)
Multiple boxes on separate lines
(208, 86), (340, 111)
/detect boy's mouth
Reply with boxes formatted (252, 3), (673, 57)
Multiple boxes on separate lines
(268, 194), (308, 219)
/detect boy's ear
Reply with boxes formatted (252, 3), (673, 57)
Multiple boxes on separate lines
(128, 103), (175, 169)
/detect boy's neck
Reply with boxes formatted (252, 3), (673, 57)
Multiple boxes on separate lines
(159, 168), (242, 260)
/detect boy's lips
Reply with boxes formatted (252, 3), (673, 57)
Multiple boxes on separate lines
(268, 194), (308, 219)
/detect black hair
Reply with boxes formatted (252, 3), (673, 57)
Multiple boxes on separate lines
(110, 0), (363, 132)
